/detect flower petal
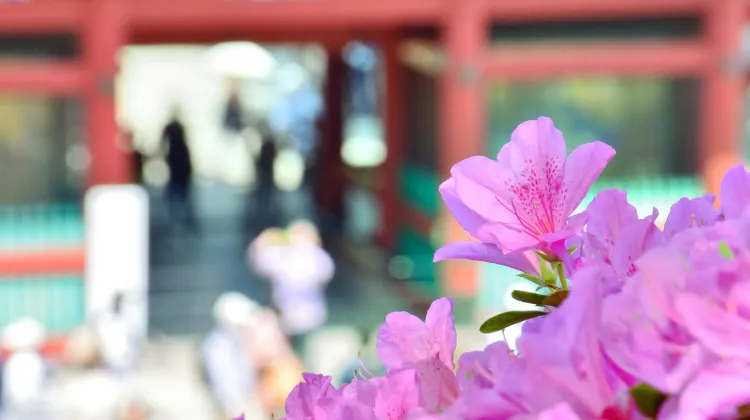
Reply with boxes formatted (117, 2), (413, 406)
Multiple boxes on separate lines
(451, 156), (512, 223)
(376, 312), (430, 371)
(439, 178), (489, 239)
(562, 141), (616, 216)
(434, 241), (539, 274)
(425, 297), (457, 370)
(720, 163), (750, 219)
(663, 194), (720, 238)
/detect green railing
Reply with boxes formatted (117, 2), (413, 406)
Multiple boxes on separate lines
(0, 276), (85, 334)
(0, 203), (86, 333)
(0, 204), (84, 250)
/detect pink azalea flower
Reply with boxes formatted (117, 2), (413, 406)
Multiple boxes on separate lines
(610, 209), (666, 278)
(377, 297), (460, 412)
(283, 373), (341, 420)
(439, 116), (614, 257)
(582, 189), (639, 265)
(516, 267), (629, 418)
(663, 194), (720, 239)
(601, 273), (713, 394)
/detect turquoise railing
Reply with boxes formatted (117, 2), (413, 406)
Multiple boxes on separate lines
(0, 203), (85, 333)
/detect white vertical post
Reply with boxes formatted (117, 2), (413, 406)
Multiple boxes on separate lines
(85, 185), (149, 339)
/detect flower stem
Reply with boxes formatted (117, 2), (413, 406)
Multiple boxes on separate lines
(556, 263), (568, 290)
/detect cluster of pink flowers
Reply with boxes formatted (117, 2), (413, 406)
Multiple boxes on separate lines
(267, 117), (750, 419)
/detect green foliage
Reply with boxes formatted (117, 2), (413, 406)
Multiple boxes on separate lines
(510, 290), (548, 306)
(517, 273), (544, 287)
(629, 383), (668, 418)
(480, 310), (547, 334)
(718, 240), (735, 259)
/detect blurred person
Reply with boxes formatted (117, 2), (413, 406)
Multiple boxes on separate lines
(161, 107), (197, 231)
(248, 220), (334, 341)
(1, 318), (47, 420)
(95, 292), (140, 387)
(202, 293), (265, 420)
(254, 121), (279, 214)
(246, 308), (303, 418)
(223, 85), (245, 135)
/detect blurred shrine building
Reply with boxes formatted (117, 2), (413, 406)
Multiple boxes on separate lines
(0, 0), (747, 350)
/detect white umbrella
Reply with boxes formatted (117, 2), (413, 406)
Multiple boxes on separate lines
(207, 42), (277, 80)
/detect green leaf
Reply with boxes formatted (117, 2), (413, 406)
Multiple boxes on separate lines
(510, 290), (548, 306)
(480, 310), (546, 334)
(541, 290), (569, 307)
(567, 245), (578, 254)
(718, 240), (735, 259)
(517, 273), (543, 286)
(629, 383), (668, 418)
(540, 261), (557, 285)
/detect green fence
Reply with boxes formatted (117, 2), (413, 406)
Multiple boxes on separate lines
(0, 204), (84, 250)
(0, 203), (86, 333)
(0, 276), (85, 334)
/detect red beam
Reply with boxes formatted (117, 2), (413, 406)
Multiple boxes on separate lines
(131, 29), (361, 48)
(129, 0), (443, 33)
(483, 0), (709, 22)
(377, 36), (406, 249)
(0, 0), (84, 34)
(0, 248), (85, 276)
(440, 1), (485, 298)
(484, 41), (709, 80)
(0, 61), (85, 94)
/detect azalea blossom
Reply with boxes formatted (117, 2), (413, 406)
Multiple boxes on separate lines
(437, 116), (615, 262)
(276, 117), (750, 420)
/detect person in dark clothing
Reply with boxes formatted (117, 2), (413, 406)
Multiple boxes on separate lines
(223, 93), (245, 134)
(162, 111), (197, 230)
(255, 122), (279, 216)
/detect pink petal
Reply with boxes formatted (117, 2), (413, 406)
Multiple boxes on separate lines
(562, 141), (616, 216)
(663, 194), (720, 238)
(585, 189), (638, 258)
(374, 368), (421, 420)
(477, 222), (541, 253)
(433, 241), (539, 274)
(675, 293), (750, 361)
(451, 156), (512, 223)
(506, 117), (567, 174)
(439, 178), (489, 239)
(538, 403), (581, 420)
(425, 297), (457, 370)
(720, 163), (750, 219)
(611, 209), (666, 278)
(675, 360), (750, 420)
(376, 312), (430, 371)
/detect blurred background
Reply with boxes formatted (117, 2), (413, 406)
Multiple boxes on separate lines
(0, 0), (746, 418)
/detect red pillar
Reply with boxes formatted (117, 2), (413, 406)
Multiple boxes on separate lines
(84, 0), (131, 186)
(439, 1), (485, 297)
(376, 36), (405, 249)
(316, 51), (346, 221)
(701, 0), (745, 197)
